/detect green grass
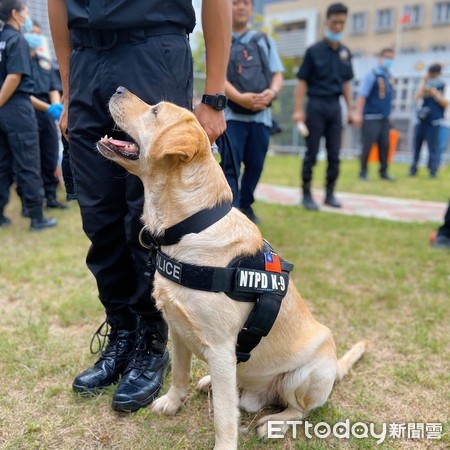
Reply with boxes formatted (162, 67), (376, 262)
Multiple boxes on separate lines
(260, 155), (450, 203)
(0, 188), (449, 449)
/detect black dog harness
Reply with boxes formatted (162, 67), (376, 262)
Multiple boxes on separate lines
(141, 202), (293, 363)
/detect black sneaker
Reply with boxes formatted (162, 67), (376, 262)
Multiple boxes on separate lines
(302, 190), (319, 211)
(324, 191), (342, 208)
(380, 174), (396, 181)
(239, 206), (260, 224)
(72, 320), (136, 395)
(30, 216), (57, 231)
(46, 196), (68, 209)
(66, 193), (78, 202)
(112, 321), (170, 412)
(432, 234), (450, 249)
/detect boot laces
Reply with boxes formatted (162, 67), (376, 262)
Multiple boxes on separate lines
(90, 320), (110, 355)
(126, 327), (165, 372)
(89, 320), (132, 361)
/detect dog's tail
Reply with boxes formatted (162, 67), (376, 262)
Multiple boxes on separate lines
(335, 340), (368, 383)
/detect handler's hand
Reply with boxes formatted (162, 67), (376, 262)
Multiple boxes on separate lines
(59, 102), (69, 141)
(194, 102), (226, 143)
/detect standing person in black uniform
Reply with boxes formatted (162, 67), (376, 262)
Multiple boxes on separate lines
(48, 0), (230, 412)
(26, 21), (67, 210)
(0, 0), (56, 230)
(293, 2), (354, 211)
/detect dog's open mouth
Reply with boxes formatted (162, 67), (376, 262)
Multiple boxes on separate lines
(97, 136), (140, 160)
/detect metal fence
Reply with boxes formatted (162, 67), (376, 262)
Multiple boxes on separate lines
(194, 74), (450, 165)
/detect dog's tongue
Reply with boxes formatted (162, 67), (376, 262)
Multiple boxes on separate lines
(108, 138), (138, 153)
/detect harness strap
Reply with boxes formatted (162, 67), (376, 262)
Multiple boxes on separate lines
(158, 202), (232, 246)
(155, 249), (291, 300)
(236, 291), (284, 363)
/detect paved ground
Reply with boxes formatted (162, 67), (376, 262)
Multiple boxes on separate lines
(255, 184), (448, 223)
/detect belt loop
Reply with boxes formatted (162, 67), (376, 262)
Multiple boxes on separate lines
(129, 28), (147, 45)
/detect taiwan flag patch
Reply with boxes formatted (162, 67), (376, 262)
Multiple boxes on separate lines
(264, 252), (282, 273)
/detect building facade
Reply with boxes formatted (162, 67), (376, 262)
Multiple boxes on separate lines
(264, 0), (450, 58)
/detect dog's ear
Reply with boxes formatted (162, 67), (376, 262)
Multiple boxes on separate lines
(151, 118), (208, 162)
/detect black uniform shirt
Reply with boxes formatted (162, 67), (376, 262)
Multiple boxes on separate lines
(66, 0), (196, 32)
(30, 55), (60, 98)
(0, 24), (34, 94)
(297, 39), (354, 97)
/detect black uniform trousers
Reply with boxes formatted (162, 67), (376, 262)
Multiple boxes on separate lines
(35, 96), (60, 199)
(302, 96), (342, 189)
(360, 118), (390, 177)
(68, 29), (192, 323)
(0, 94), (44, 211)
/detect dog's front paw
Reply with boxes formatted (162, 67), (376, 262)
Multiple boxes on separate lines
(151, 394), (183, 416)
(196, 375), (211, 393)
(256, 414), (288, 439)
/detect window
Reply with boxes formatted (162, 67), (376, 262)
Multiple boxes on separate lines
(349, 12), (368, 35)
(402, 4), (423, 28)
(433, 2), (450, 24)
(375, 9), (394, 32)
(400, 45), (420, 54)
(430, 43), (450, 51)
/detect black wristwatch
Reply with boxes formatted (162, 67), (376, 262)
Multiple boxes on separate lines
(201, 93), (228, 111)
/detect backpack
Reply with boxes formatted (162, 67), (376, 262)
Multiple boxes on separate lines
(226, 31), (273, 115)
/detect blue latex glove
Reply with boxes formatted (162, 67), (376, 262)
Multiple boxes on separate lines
(47, 103), (63, 121)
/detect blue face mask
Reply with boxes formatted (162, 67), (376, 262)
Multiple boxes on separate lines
(20, 16), (33, 34)
(325, 29), (343, 42)
(381, 58), (393, 70)
(427, 78), (442, 88)
(24, 33), (43, 50)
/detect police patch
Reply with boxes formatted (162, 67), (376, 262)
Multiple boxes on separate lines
(156, 252), (182, 283)
(235, 268), (287, 294)
(339, 48), (349, 61)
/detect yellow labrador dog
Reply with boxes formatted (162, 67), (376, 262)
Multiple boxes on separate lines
(97, 87), (367, 450)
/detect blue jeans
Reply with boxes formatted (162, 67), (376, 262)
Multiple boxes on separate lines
(219, 120), (270, 209)
(410, 121), (439, 176)
(437, 125), (450, 168)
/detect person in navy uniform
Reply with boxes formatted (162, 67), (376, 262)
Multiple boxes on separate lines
(354, 48), (396, 181)
(0, 0), (56, 231)
(409, 64), (448, 178)
(293, 2), (354, 211)
(25, 21), (67, 210)
(48, 0), (230, 412)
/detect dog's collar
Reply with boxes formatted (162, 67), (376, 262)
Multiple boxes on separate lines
(140, 202), (232, 247)
(160, 202), (232, 245)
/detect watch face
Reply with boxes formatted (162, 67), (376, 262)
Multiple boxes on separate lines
(216, 95), (227, 110)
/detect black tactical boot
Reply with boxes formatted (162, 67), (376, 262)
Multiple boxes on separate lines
(302, 186), (319, 211)
(324, 187), (342, 208)
(72, 317), (136, 395)
(29, 206), (57, 231)
(112, 319), (170, 412)
(46, 195), (68, 209)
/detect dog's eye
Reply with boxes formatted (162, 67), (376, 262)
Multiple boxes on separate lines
(151, 107), (158, 116)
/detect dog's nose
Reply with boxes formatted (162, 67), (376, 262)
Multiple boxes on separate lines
(115, 86), (126, 95)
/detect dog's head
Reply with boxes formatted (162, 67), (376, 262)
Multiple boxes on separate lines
(97, 87), (210, 176)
